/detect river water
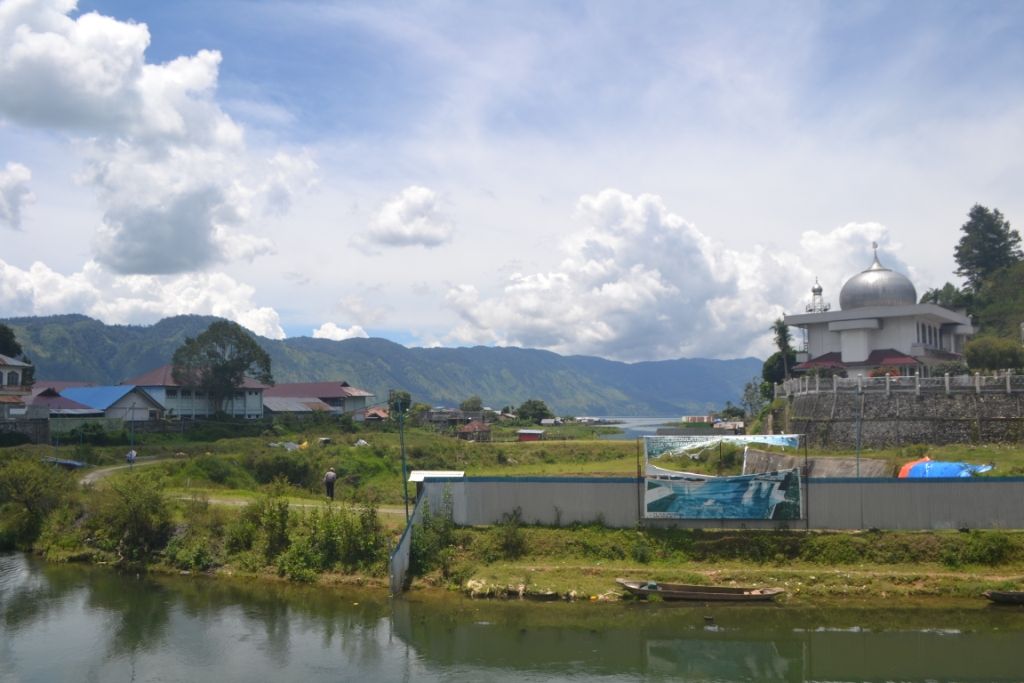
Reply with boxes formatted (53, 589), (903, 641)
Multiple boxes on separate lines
(3, 552), (1024, 682)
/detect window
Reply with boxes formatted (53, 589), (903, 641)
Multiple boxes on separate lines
(167, 389), (177, 398)
(6, 371), (18, 386)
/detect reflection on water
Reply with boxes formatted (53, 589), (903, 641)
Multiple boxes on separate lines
(3, 552), (1024, 682)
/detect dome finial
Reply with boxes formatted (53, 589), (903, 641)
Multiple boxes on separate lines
(870, 241), (883, 269)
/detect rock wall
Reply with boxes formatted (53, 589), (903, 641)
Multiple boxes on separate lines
(789, 391), (1024, 449)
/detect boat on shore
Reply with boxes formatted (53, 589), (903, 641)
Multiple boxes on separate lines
(983, 590), (1024, 605)
(616, 578), (784, 602)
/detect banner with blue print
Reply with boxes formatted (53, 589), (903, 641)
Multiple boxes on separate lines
(643, 435), (803, 520)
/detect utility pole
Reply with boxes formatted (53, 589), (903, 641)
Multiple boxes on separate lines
(390, 390), (411, 521)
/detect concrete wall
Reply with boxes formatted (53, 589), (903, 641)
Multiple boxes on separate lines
(422, 477), (641, 528)
(418, 476), (1024, 531)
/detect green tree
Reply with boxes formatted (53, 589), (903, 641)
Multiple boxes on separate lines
(771, 318), (793, 379)
(718, 401), (745, 421)
(517, 398), (553, 424)
(388, 390), (412, 417)
(920, 282), (972, 310)
(741, 377), (767, 416)
(459, 395), (483, 412)
(0, 323), (22, 357)
(172, 321), (274, 411)
(761, 350), (796, 399)
(964, 336), (1024, 371)
(955, 204), (1022, 293)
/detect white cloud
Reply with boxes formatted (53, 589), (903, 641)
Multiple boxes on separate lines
(0, 161), (34, 229)
(312, 322), (369, 341)
(0, 257), (285, 338)
(0, 0), (313, 274)
(365, 185), (454, 248)
(444, 188), (902, 361)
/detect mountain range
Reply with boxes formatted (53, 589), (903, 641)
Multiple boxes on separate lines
(2, 314), (762, 417)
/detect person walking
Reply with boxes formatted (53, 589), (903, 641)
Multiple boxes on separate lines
(126, 449), (137, 469)
(324, 467), (337, 500)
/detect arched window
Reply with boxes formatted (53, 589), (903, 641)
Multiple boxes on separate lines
(7, 371), (19, 386)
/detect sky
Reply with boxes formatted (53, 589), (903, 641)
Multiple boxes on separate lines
(1, 0), (1022, 362)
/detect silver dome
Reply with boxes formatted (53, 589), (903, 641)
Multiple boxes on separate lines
(839, 248), (917, 310)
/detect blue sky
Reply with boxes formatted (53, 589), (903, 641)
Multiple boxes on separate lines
(1, 0), (1023, 360)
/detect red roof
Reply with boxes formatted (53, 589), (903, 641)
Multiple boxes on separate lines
(865, 349), (919, 366)
(795, 349), (920, 371)
(458, 420), (490, 433)
(31, 380), (95, 397)
(122, 364), (269, 389)
(30, 389), (95, 411)
(794, 352), (845, 370)
(264, 381), (372, 399)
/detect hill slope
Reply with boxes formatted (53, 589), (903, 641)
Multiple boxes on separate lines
(2, 315), (762, 416)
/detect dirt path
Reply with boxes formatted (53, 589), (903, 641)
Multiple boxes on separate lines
(79, 459), (408, 518)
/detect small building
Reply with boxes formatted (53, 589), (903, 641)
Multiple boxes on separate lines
(0, 354), (32, 392)
(517, 429), (545, 442)
(263, 381), (373, 415)
(60, 385), (164, 422)
(358, 406), (390, 422)
(458, 420), (491, 442)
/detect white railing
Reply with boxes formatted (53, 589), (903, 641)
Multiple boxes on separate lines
(779, 371), (1024, 397)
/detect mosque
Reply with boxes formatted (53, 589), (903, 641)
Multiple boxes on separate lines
(785, 244), (974, 377)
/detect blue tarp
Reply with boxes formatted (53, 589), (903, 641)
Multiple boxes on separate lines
(901, 460), (993, 478)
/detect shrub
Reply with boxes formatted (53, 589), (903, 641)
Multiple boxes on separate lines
(0, 458), (74, 549)
(409, 492), (457, 577)
(800, 534), (869, 564)
(493, 507), (527, 560)
(942, 531), (1013, 567)
(86, 472), (172, 564)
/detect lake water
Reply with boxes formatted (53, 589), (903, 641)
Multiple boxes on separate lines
(594, 416), (674, 440)
(3, 552), (1024, 682)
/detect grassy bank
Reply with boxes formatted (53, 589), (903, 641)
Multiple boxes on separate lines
(7, 419), (1024, 604)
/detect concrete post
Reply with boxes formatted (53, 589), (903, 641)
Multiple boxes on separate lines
(885, 374), (891, 395)
(815, 374), (820, 393)
(944, 373), (950, 395)
(975, 372), (981, 394)
(915, 371), (920, 396)
(1007, 370), (1012, 394)
(832, 375), (837, 394)
(857, 375), (863, 394)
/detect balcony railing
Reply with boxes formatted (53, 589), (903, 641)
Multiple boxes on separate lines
(778, 372), (1024, 397)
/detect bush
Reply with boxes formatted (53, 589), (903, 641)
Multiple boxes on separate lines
(0, 458), (74, 549)
(942, 531), (1013, 567)
(277, 502), (388, 581)
(493, 507), (527, 560)
(86, 472), (172, 564)
(800, 534), (869, 564)
(409, 493), (457, 577)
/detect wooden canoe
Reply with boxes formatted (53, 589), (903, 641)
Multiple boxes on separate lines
(616, 578), (783, 602)
(983, 590), (1024, 605)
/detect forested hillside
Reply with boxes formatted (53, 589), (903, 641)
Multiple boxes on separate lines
(2, 315), (761, 416)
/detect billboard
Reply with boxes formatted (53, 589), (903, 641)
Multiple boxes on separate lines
(643, 435), (802, 520)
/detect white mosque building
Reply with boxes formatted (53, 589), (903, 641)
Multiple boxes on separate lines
(785, 244), (974, 377)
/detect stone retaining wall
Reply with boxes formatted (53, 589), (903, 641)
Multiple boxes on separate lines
(789, 391), (1024, 449)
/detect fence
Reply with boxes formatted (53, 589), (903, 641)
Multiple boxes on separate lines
(388, 493), (425, 595)
(415, 476), (1024, 532)
(779, 372), (1024, 398)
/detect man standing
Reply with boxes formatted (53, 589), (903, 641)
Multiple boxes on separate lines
(324, 467), (337, 500)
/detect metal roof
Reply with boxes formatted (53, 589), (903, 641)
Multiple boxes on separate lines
(60, 385), (161, 410)
(0, 354), (31, 367)
(839, 250), (917, 310)
(264, 381), (373, 399)
(263, 396), (332, 413)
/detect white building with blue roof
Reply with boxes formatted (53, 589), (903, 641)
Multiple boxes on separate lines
(59, 385), (164, 422)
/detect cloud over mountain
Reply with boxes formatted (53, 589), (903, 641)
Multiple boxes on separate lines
(445, 189), (903, 361)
